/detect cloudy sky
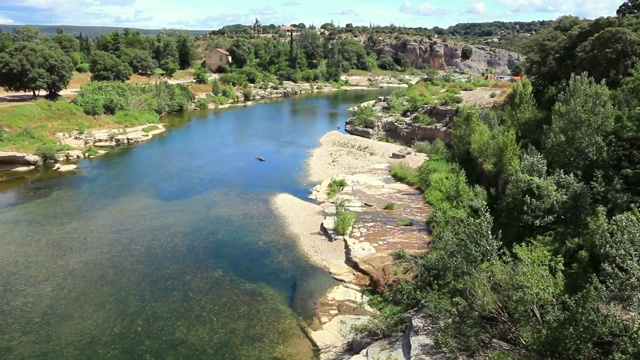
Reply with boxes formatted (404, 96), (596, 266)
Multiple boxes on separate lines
(0, 0), (623, 30)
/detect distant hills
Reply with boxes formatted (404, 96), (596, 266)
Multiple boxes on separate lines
(0, 24), (209, 38)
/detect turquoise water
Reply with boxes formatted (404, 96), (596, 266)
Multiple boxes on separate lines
(0, 90), (387, 359)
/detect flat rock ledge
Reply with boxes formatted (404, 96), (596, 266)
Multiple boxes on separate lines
(274, 163), (442, 359)
(0, 151), (42, 166)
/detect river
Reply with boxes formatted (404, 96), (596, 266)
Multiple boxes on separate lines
(0, 90), (388, 359)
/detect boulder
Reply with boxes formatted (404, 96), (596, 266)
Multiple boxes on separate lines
(0, 152), (42, 165)
(390, 152), (406, 159)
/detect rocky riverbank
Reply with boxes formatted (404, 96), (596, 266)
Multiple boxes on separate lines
(271, 131), (443, 359)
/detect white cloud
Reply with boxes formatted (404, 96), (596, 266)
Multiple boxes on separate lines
(497, 0), (619, 18)
(0, 16), (14, 24)
(399, 1), (451, 16)
(467, 1), (485, 14)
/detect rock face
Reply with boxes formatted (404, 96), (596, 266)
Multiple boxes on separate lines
(374, 38), (523, 75)
(307, 165), (444, 359)
(0, 152), (42, 166)
(345, 99), (453, 145)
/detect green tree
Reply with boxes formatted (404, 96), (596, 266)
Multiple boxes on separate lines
(510, 62), (525, 76)
(544, 74), (615, 180)
(617, 0), (640, 17)
(0, 42), (73, 96)
(128, 50), (156, 75)
(502, 78), (539, 146)
(193, 66), (209, 84)
(228, 38), (254, 68)
(90, 50), (133, 82)
(11, 27), (38, 42)
(51, 32), (80, 56)
(160, 59), (178, 77)
(297, 30), (323, 69)
(176, 34), (196, 70)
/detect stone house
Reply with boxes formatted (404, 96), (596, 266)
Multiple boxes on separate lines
(205, 48), (231, 72)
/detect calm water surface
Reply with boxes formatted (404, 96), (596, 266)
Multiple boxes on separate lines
(0, 90), (388, 359)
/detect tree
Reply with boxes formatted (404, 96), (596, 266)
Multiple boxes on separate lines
(52, 32), (80, 56)
(617, 0), (640, 17)
(228, 38), (254, 68)
(297, 30), (323, 69)
(11, 27), (38, 42)
(510, 62), (525, 76)
(193, 66), (209, 84)
(544, 74), (615, 180)
(128, 50), (156, 75)
(0, 42), (73, 96)
(176, 34), (196, 70)
(90, 50), (133, 82)
(160, 59), (178, 77)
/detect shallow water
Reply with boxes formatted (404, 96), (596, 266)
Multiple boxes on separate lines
(0, 90), (389, 359)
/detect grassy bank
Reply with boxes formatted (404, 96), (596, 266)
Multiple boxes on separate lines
(0, 100), (159, 153)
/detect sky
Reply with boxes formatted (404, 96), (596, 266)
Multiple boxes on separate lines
(0, 0), (624, 30)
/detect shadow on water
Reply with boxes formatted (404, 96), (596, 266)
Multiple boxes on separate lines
(0, 89), (391, 359)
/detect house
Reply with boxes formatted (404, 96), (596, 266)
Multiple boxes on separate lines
(205, 48), (231, 72)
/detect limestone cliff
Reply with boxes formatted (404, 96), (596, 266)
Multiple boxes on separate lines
(372, 37), (523, 75)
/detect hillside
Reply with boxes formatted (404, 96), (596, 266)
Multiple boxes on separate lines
(0, 24), (208, 38)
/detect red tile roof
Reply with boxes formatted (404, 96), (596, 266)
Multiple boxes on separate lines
(215, 48), (230, 56)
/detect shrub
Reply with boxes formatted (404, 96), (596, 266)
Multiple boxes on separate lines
(327, 178), (347, 199)
(349, 105), (380, 127)
(396, 219), (414, 226)
(384, 202), (396, 210)
(335, 200), (357, 236)
(438, 93), (463, 106)
(459, 83), (476, 91)
(219, 74), (247, 87)
(414, 139), (449, 158)
(36, 144), (58, 162)
(490, 91), (498, 98)
(412, 114), (436, 125)
(237, 67), (263, 84)
(242, 88), (253, 101)
(142, 125), (160, 133)
(390, 163), (419, 186)
(75, 63), (90, 73)
(193, 67), (210, 84)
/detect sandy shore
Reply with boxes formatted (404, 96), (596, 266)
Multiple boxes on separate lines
(307, 130), (427, 182)
(271, 193), (354, 278)
(270, 130), (427, 274)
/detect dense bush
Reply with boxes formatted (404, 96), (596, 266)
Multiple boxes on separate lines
(72, 81), (193, 116)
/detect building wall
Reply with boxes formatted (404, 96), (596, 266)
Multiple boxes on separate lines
(205, 51), (230, 71)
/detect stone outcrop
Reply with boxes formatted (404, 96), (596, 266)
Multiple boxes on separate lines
(373, 37), (523, 75)
(308, 164), (439, 359)
(345, 98), (453, 145)
(0, 152), (42, 166)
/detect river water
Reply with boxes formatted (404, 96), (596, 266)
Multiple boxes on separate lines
(0, 90), (387, 359)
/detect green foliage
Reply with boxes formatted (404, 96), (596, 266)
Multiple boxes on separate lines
(327, 178), (347, 199)
(193, 66), (209, 84)
(90, 50), (132, 82)
(544, 74), (615, 180)
(75, 63), (90, 73)
(160, 59), (178, 77)
(72, 81), (193, 116)
(383, 202), (396, 210)
(219, 74), (247, 87)
(348, 105), (380, 127)
(0, 42), (74, 95)
(335, 201), (357, 236)
(242, 88), (253, 101)
(142, 124), (160, 133)
(396, 219), (414, 226)
(128, 50), (156, 75)
(390, 163), (419, 186)
(228, 38), (254, 68)
(436, 92), (463, 106)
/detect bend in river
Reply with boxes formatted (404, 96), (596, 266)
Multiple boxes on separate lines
(0, 90), (390, 359)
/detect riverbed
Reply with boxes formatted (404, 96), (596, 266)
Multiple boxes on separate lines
(0, 90), (390, 359)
